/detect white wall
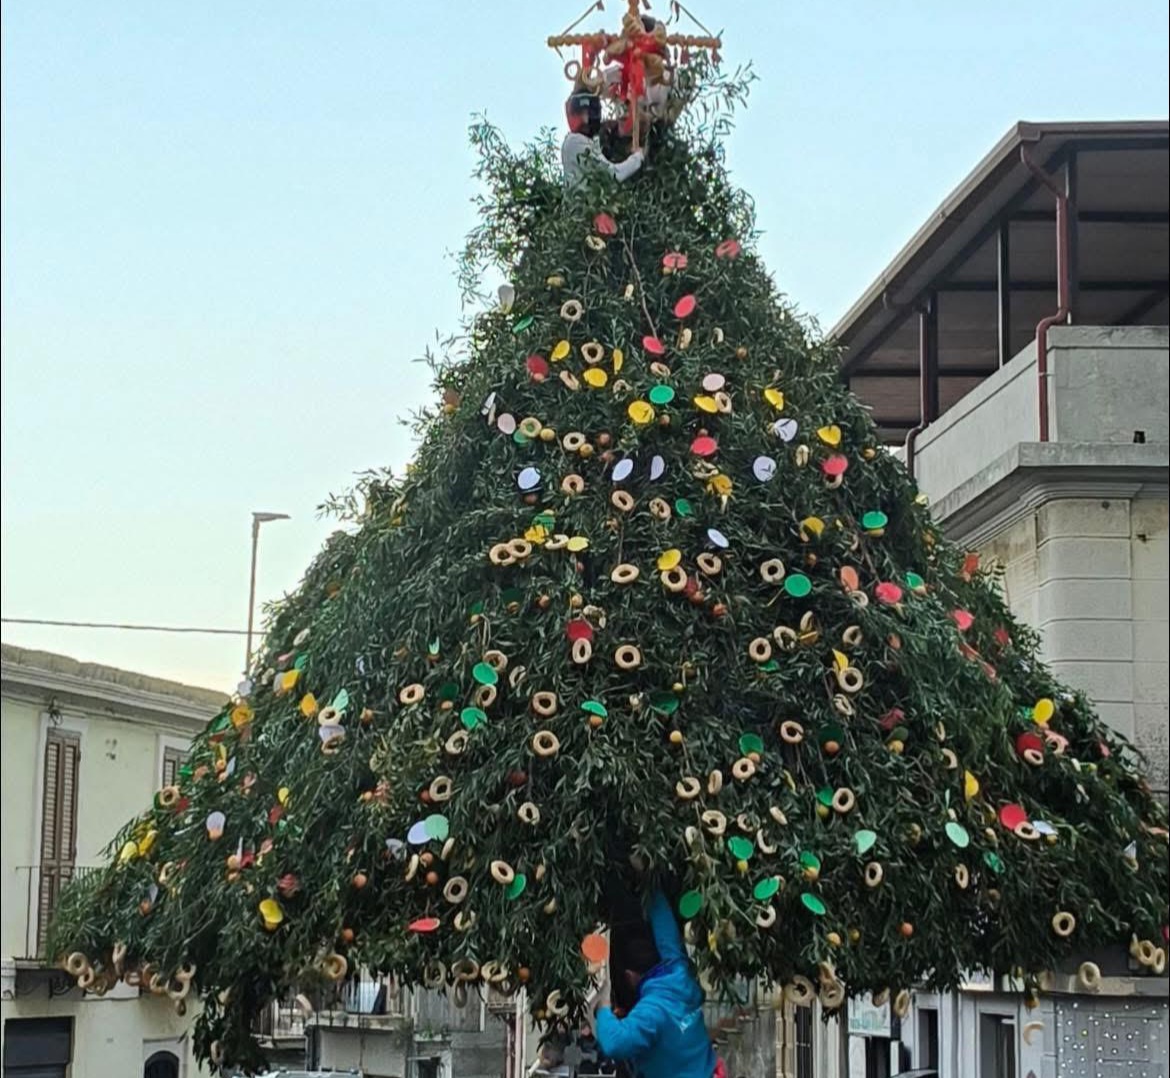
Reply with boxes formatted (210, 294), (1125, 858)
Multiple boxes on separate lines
(983, 497), (1170, 796)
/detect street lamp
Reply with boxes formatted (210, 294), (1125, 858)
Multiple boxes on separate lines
(246, 511), (290, 671)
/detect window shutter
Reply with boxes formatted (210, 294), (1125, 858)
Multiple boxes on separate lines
(38, 729), (80, 953)
(161, 745), (189, 788)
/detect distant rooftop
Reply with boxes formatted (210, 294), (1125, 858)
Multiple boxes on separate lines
(1, 642), (224, 715)
(831, 120), (1169, 442)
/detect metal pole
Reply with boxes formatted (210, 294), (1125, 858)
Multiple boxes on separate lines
(997, 219), (1012, 367)
(245, 516), (260, 672)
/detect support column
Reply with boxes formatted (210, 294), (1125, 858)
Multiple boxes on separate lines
(1065, 151), (1079, 323)
(997, 220), (1011, 366)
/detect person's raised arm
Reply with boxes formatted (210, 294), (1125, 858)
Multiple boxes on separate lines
(647, 890), (685, 964)
(594, 997), (662, 1061)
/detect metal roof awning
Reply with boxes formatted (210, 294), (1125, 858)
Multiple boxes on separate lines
(830, 121), (1169, 443)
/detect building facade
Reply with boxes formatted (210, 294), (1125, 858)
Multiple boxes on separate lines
(0, 645), (219, 1078)
(831, 121), (1170, 1078)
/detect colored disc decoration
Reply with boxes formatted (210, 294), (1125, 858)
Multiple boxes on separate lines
(497, 413), (517, 435)
(678, 890), (704, 918)
(650, 455), (666, 480)
(472, 663), (499, 686)
(801, 893), (827, 916)
(693, 394), (718, 413)
(566, 620), (594, 642)
(407, 820), (431, 845)
(874, 582), (903, 605)
(753, 456), (777, 482)
(511, 315), (534, 334)
(1033, 698), (1055, 725)
(785, 574), (812, 598)
(526, 355), (549, 379)
(461, 707), (487, 729)
(593, 212), (617, 235)
(581, 934), (610, 963)
(691, 435), (718, 457)
(612, 457), (635, 482)
(999, 804), (1029, 830)
(753, 876), (780, 901)
(409, 917), (441, 933)
(628, 401), (656, 425)
(657, 549), (682, 570)
(773, 417), (798, 441)
(739, 733), (765, 755)
(581, 700), (608, 718)
(728, 836), (754, 861)
(945, 822), (971, 848)
(517, 467), (541, 491)
(702, 372), (726, 392)
(707, 528), (729, 549)
(642, 336), (666, 355)
(822, 455), (848, 477)
(506, 874), (528, 900)
(861, 510), (888, 531)
(715, 238), (741, 259)
(674, 294), (697, 318)
(675, 498), (694, 517)
(854, 830), (878, 855)
(649, 384), (676, 405)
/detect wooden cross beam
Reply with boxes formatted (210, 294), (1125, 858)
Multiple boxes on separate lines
(548, 2), (721, 149)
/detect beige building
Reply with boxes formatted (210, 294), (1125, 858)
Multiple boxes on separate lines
(832, 120), (1169, 1078)
(1, 644), (219, 1078)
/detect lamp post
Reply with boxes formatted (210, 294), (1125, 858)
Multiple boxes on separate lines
(245, 511), (290, 672)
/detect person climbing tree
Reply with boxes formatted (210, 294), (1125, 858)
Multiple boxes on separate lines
(49, 6), (1168, 1073)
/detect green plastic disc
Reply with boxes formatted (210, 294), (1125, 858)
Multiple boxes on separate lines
(801, 893), (827, 916)
(472, 663), (499, 686)
(785, 574), (812, 598)
(760, 660), (780, 673)
(648, 384), (676, 405)
(799, 851), (821, 872)
(739, 733), (765, 756)
(512, 315), (534, 334)
(728, 836), (754, 861)
(425, 814), (450, 841)
(854, 830), (878, 855)
(506, 873), (528, 899)
(862, 510), (888, 531)
(461, 707), (487, 730)
(906, 571), (925, 590)
(678, 890), (704, 919)
(984, 850), (1005, 874)
(469, 600), (485, 617)
(582, 700), (608, 718)
(815, 787), (834, 807)
(945, 821), (970, 848)
(649, 691), (679, 716)
(332, 688), (350, 711)
(753, 876), (781, 902)
(512, 431), (529, 446)
(675, 498), (694, 517)
(294, 654), (309, 671)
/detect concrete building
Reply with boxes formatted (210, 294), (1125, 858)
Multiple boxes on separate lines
(831, 120), (1169, 1078)
(0, 644), (218, 1078)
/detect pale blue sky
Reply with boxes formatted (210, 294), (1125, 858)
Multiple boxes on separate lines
(3, 2), (1167, 691)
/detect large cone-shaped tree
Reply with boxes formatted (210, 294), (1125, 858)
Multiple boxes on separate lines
(50, 59), (1168, 1072)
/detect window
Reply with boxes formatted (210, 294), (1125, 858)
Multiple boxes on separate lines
(4, 1017), (73, 1077)
(793, 1002), (814, 1078)
(918, 1007), (939, 1068)
(143, 1050), (179, 1078)
(38, 729), (80, 954)
(979, 1013), (1017, 1078)
(161, 745), (188, 787)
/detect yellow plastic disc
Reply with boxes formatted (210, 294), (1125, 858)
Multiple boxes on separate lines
(693, 395), (718, 413)
(763, 387), (785, 410)
(628, 401), (656, 425)
(551, 340), (571, 362)
(1033, 698), (1055, 725)
(524, 525), (549, 544)
(657, 549), (683, 571)
(612, 347), (624, 373)
(708, 474), (733, 496)
(964, 771), (980, 801)
(299, 693), (319, 718)
(566, 536), (590, 553)
(832, 649), (849, 672)
(800, 516), (826, 538)
(583, 368), (608, 388)
(817, 424), (842, 446)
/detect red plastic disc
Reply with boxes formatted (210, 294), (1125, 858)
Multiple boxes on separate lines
(642, 335), (665, 355)
(673, 294), (697, 319)
(593, 212), (617, 236)
(822, 455), (849, 477)
(690, 435), (718, 457)
(951, 609), (975, 631)
(409, 917), (441, 933)
(999, 803), (1029, 830)
(874, 582), (903, 605)
(565, 620), (594, 643)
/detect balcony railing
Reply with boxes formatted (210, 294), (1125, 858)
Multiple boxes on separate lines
(10, 864), (100, 963)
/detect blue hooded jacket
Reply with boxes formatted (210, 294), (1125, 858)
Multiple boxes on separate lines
(594, 892), (716, 1078)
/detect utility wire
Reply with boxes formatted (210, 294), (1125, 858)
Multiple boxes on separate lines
(2, 617), (248, 637)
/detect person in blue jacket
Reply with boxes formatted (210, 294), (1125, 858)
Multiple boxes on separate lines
(592, 891), (721, 1078)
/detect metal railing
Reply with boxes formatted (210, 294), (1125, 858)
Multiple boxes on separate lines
(11, 864), (100, 962)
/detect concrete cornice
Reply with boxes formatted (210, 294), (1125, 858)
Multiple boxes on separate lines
(1, 658), (220, 734)
(929, 442), (1169, 546)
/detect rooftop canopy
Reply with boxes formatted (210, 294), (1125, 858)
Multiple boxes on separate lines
(830, 121), (1169, 444)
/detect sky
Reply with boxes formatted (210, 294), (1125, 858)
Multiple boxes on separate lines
(3, 2), (1168, 693)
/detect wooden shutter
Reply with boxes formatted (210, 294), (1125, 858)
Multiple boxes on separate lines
(161, 745), (188, 787)
(37, 729), (80, 954)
